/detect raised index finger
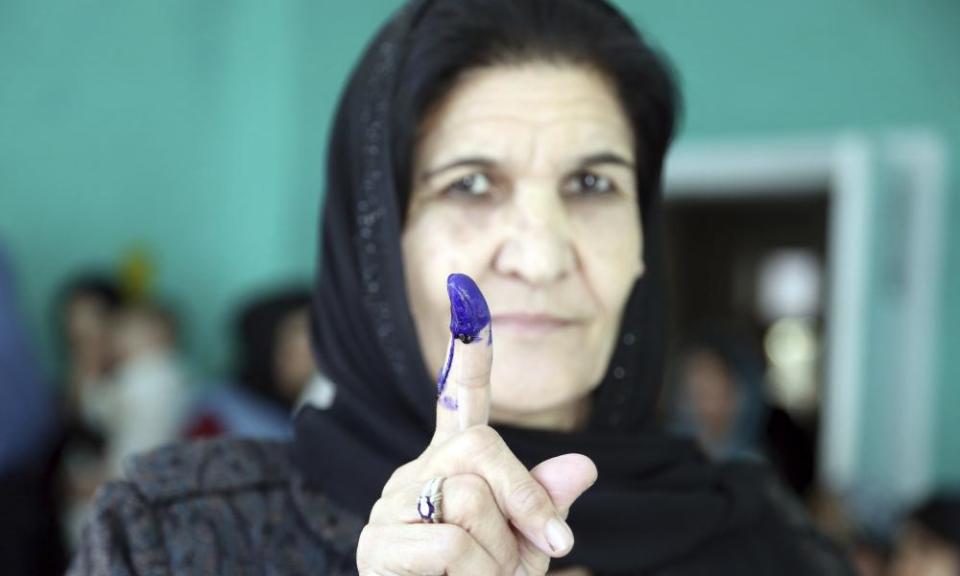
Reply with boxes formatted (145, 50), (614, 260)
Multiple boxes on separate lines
(434, 273), (493, 440)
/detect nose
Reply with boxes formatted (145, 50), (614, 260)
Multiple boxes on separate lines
(493, 184), (576, 286)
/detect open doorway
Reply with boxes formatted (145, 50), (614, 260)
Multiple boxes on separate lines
(659, 133), (946, 508)
(663, 191), (829, 498)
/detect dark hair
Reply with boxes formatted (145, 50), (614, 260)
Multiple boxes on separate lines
(53, 272), (123, 335)
(57, 274), (123, 313)
(909, 493), (960, 548)
(391, 0), (681, 225)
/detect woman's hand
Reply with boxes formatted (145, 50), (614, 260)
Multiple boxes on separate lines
(357, 275), (597, 575)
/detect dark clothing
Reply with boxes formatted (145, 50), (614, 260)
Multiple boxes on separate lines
(1, 459), (68, 576)
(70, 436), (852, 576)
(69, 438), (362, 576)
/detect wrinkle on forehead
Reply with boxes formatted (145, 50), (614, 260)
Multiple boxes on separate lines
(416, 63), (635, 172)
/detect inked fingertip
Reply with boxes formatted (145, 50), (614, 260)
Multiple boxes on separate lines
(446, 273), (491, 342)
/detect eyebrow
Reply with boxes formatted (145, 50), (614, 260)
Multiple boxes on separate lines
(419, 151), (635, 182)
(420, 157), (497, 182)
(576, 152), (635, 170)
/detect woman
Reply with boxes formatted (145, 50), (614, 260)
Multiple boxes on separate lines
(71, 0), (854, 574)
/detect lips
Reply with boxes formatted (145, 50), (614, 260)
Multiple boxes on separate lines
(490, 313), (583, 336)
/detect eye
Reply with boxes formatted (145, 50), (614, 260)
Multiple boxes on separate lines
(562, 170), (616, 197)
(444, 172), (493, 198)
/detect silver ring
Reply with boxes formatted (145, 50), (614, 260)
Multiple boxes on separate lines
(416, 476), (445, 523)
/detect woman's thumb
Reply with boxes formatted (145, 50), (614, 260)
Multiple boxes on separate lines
(530, 454), (598, 515)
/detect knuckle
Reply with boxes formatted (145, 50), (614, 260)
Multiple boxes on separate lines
(448, 475), (488, 519)
(507, 480), (550, 517)
(460, 471), (486, 485)
(461, 425), (503, 455)
(458, 472), (490, 496)
(459, 369), (489, 389)
(367, 497), (388, 524)
(383, 460), (417, 494)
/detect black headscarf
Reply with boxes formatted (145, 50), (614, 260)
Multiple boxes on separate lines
(293, 1), (850, 573)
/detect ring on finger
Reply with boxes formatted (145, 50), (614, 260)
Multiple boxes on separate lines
(416, 476), (445, 523)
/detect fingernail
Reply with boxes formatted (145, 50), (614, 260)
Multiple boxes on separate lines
(513, 566), (528, 576)
(545, 517), (574, 554)
(447, 273), (490, 344)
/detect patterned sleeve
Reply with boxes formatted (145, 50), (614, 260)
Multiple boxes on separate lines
(67, 481), (170, 576)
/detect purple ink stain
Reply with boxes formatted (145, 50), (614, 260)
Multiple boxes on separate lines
(437, 335), (455, 398)
(439, 394), (459, 411)
(447, 273), (491, 344)
(436, 273), (491, 410)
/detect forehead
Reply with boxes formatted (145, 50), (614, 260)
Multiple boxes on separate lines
(417, 63), (634, 160)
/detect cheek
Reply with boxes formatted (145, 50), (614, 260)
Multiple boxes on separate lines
(563, 203), (641, 386)
(402, 204), (500, 370)
(403, 205), (498, 297)
(570, 202), (642, 312)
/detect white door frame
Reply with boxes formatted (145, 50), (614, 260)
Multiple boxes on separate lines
(662, 132), (945, 497)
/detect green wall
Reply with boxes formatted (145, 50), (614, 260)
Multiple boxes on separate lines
(1, 1), (957, 482)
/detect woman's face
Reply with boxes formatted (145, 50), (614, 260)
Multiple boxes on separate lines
(403, 63), (643, 426)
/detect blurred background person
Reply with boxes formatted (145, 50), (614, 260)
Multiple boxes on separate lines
(57, 275), (124, 422)
(52, 273), (125, 553)
(54, 273), (190, 548)
(0, 242), (65, 575)
(80, 302), (188, 478)
(183, 286), (332, 440)
(667, 323), (769, 461)
(667, 322), (818, 498)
